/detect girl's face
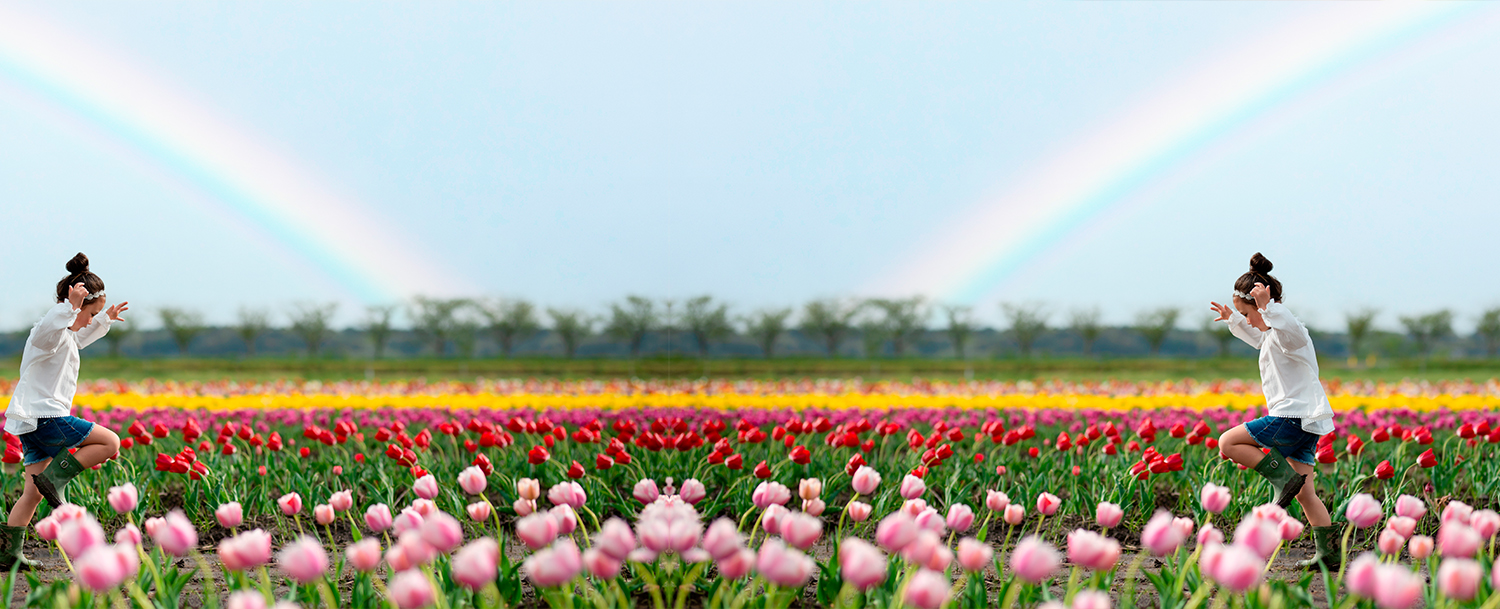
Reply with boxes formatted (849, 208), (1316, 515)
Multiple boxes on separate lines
(73, 296), (106, 328)
(1233, 298), (1268, 331)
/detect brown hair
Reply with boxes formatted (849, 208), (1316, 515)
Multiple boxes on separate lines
(1234, 252), (1282, 305)
(55, 253), (105, 304)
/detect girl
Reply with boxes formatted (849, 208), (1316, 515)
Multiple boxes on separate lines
(1210, 253), (1338, 571)
(1, 253), (125, 570)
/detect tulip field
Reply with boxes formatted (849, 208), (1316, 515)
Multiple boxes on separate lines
(7, 377), (1500, 608)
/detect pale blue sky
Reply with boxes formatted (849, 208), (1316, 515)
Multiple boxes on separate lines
(2, 2), (1498, 331)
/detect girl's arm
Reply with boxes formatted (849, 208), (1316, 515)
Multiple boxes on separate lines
(1211, 301), (1262, 348)
(1250, 283), (1309, 353)
(77, 301), (129, 350)
(32, 284), (90, 352)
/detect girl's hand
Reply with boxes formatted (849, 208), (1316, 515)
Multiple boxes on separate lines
(106, 301), (129, 322)
(1250, 283), (1271, 310)
(67, 283), (88, 309)
(1209, 301), (1233, 322)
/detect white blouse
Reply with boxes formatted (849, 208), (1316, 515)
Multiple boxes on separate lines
(4, 302), (114, 435)
(1224, 302), (1334, 435)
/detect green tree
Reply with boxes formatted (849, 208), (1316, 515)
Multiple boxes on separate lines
(363, 305), (397, 359)
(289, 302), (338, 357)
(481, 299), (541, 358)
(798, 299), (859, 358)
(857, 313), (888, 359)
(1002, 303), (1050, 357)
(235, 307), (271, 356)
(547, 308), (594, 359)
(1135, 307), (1180, 356)
(1202, 315), (1234, 358)
(410, 296), (467, 357)
(942, 305), (977, 359)
(870, 297), (927, 357)
(1069, 308), (1102, 356)
(158, 307), (204, 355)
(743, 308), (793, 359)
(1399, 310), (1453, 360)
(682, 296), (734, 358)
(102, 320), (134, 358)
(1477, 308), (1500, 358)
(1345, 309), (1378, 360)
(605, 296), (659, 358)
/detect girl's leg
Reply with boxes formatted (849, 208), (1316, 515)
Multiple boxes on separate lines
(1217, 424), (1267, 469)
(1288, 459), (1332, 526)
(7, 460), (50, 527)
(71, 425), (120, 469)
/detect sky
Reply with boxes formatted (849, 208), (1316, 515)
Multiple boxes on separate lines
(1, 2), (1498, 332)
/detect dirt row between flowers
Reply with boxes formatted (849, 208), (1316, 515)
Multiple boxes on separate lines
(6, 519), (1351, 609)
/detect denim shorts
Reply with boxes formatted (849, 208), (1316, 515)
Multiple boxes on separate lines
(19, 417), (95, 466)
(1245, 415), (1319, 465)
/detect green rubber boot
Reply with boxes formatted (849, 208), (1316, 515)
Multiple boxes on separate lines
(1253, 447), (1305, 509)
(32, 450), (84, 509)
(1295, 525), (1342, 571)
(0, 525), (40, 571)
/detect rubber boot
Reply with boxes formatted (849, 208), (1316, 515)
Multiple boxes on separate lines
(1295, 525), (1342, 571)
(1252, 447), (1305, 509)
(0, 525), (40, 571)
(32, 450), (84, 509)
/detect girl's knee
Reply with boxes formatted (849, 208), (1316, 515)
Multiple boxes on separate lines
(94, 427), (121, 453)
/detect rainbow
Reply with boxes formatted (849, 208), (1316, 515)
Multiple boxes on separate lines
(0, 6), (460, 303)
(873, 3), (1496, 303)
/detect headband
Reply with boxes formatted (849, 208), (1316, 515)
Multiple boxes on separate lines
(83, 290), (105, 302)
(1232, 290), (1252, 301)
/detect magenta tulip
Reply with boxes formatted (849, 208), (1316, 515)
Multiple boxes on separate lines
(597, 517), (638, 561)
(716, 547), (755, 580)
(75, 544), (127, 591)
(1346, 553), (1380, 597)
(412, 474), (439, 500)
(1233, 516), (1281, 559)
(634, 479), (660, 504)
(58, 515), (106, 558)
(419, 510), (464, 554)
(1207, 543), (1263, 592)
(548, 481), (587, 509)
(583, 547), (622, 579)
(115, 524), (141, 546)
(753, 481), (792, 509)
(517, 513), (560, 550)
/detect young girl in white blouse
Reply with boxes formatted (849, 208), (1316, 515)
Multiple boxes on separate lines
(1211, 253), (1338, 571)
(1, 253), (125, 569)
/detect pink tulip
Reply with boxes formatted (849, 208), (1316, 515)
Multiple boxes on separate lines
(1096, 502), (1123, 529)
(393, 510), (424, 536)
(278, 492), (303, 516)
(1345, 494), (1382, 528)
(803, 499), (826, 516)
(107, 483), (138, 515)
(1437, 558), (1482, 601)
(1277, 518), (1304, 541)
(899, 474), (926, 500)
(1067, 529), (1121, 571)
(876, 513), (919, 552)
(389, 569), (436, 609)
(762, 504), (789, 537)
(206, 501), (239, 529)
(1377, 529), (1405, 556)
(451, 538), (499, 590)
(218, 528), (273, 571)
(1010, 535), (1061, 583)
(419, 510), (464, 554)
(1346, 553), (1380, 597)
(1199, 483), (1231, 514)
(314, 504), (336, 526)
(1408, 535), (1435, 560)
(1395, 495), (1426, 521)
(852, 466), (881, 496)
(1469, 509), (1500, 539)
(525, 538), (582, 588)
(957, 537), (993, 572)
(901, 530), (942, 566)
(58, 514), (105, 558)
(115, 524), (141, 546)
(1252, 504), (1288, 523)
(1442, 500), (1474, 525)
(752, 481), (792, 509)
(1036, 492), (1061, 516)
(634, 479), (660, 504)
(277, 536), (329, 584)
(716, 547), (755, 580)
(947, 503), (976, 532)
(1208, 543), (1263, 592)
(411, 475), (439, 500)
(513, 498), (535, 516)
(901, 499), (929, 518)
(1197, 524), (1224, 547)
(410, 499), (436, 517)
(1005, 504), (1026, 525)
(597, 518), (638, 561)
(52, 504), (86, 522)
(701, 520), (743, 561)
(902, 569), (951, 609)
(75, 544), (127, 591)
(583, 547), (622, 579)
(548, 481), (587, 509)
(666, 519), (702, 554)
(679, 479), (706, 505)
(517, 513), (560, 550)
(466, 501), (491, 522)
(1142, 511), (1186, 556)
(1071, 591), (1110, 609)
(839, 538), (888, 590)
(152, 510), (198, 557)
(365, 504), (394, 532)
(516, 478), (541, 501)
(1373, 563), (1423, 609)
(34, 516), (60, 541)
(457, 466), (487, 495)
(848, 501), (873, 522)
(914, 508), (946, 535)
(227, 591), (268, 609)
(346, 538), (382, 572)
(1439, 522), (1481, 558)
(986, 490), (1010, 512)
(392, 533), (436, 567)
(798, 479), (822, 502)
(329, 490), (354, 513)
(756, 539), (814, 587)
(780, 512), (822, 550)
(637, 517), (670, 555)
(1386, 516), (1416, 539)
(1233, 516), (1281, 559)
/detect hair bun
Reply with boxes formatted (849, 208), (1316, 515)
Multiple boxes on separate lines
(1249, 252), (1273, 274)
(65, 252), (89, 275)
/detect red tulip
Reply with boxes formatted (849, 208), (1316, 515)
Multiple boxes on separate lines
(153, 424), (169, 439)
(753, 460), (771, 479)
(528, 446), (550, 465)
(1417, 449), (1437, 468)
(1027, 447), (1040, 459)
(1375, 460), (1395, 479)
(1315, 444), (1335, 464)
(1372, 427), (1390, 443)
(725, 454), (743, 470)
(1346, 435), (1365, 456)
(789, 446), (811, 465)
(567, 461), (585, 479)
(1169, 423), (1186, 439)
(595, 454), (614, 470)
(299, 447), (311, 458)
